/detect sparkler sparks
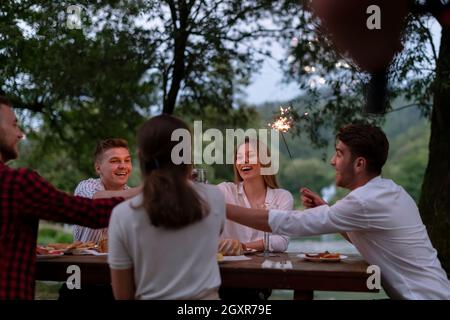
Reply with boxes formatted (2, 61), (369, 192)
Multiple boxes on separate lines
(269, 106), (294, 133)
(268, 106), (295, 159)
(268, 107), (311, 160)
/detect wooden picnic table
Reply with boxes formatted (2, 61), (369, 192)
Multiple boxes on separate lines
(36, 252), (377, 300)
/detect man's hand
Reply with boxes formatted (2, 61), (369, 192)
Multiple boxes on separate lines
(300, 188), (327, 208)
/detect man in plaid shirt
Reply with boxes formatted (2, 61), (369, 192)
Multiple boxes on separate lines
(0, 96), (135, 299)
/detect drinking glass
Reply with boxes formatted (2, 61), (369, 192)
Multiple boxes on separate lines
(256, 203), (277, 257)
(192, 168), (208, 183)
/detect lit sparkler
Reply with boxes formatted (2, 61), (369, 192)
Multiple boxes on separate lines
(268, 106), (294, 159)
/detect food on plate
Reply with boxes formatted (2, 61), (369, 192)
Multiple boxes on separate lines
(97, 237), (108, 253)
(36, 246), (49, 255)
(321, 252), (340, 259)
(43, 243), (70, 250)
(36, 245), (63, 256)
(306, 251), (341, 259)
(37, 241), (99, 255)
(69, 241), (97, 250)
(303, 251), (341, 261)
(46, 241), (97, 251)
(218, 239), (245, 256)
(216, 253), (224, 262)
(243, 248), (257, 254)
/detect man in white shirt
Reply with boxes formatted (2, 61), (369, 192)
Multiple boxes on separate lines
(227, 123), (450, 300)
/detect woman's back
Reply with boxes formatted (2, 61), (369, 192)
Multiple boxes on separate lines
(108, 183), (225, 299)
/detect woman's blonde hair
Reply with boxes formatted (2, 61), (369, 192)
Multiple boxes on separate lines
(233, 137), (279, 189)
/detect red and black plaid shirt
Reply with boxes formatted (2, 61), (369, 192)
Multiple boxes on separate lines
(0, 162), (123, 300)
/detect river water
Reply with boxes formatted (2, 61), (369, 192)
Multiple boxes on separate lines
(287, 235), (358, 254)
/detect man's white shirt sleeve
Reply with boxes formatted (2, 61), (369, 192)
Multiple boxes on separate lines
(269, 193), (369, 236)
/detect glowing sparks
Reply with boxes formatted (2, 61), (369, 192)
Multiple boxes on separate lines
(268, 106), (295, 159)
(269, 107), (294, 133)
(270, 118), (292, 132)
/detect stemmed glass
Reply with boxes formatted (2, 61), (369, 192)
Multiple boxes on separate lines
(197, 168), (207, 183)
(192, 168), (208, 183)
(256, 202), (277, 257)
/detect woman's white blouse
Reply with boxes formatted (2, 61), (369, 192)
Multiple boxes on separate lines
(218, 182), (294, 252)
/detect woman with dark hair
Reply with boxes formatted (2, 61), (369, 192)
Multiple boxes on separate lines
(107, 115), (225, 300)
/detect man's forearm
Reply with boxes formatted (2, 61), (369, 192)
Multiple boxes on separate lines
(93, 186), (142, 199)
(226, 204), (272, 232)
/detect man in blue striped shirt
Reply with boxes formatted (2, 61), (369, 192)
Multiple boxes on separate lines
(73, 138), (132, 243)
(60, 138), (132, 300)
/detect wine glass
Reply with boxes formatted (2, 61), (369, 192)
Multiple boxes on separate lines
(197, 168), (207, 183)
(191, 168), (208, 183)
(256, 202), (277, 257)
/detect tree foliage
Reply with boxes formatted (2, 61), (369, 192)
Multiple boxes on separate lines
(274, 2), (440, 144)
(1, 0), (287, 188)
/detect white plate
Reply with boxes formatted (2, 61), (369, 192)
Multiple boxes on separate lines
(220, 255), (252, 262)
(71, 249), (107, 256)
(298, 253), (348, 262)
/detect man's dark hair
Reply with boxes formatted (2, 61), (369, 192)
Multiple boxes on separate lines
(94, 138), (129, 162)
(336, 123), (389, 175)
(0, 96), (12, 123)
(0, 96), (12, 109)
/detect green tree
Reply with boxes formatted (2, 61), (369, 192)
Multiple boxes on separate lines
(1, 1), (283, 185)
(279, 158), (334, 196)
(383, 121), (430, 202)
(1, 1), (157, 186)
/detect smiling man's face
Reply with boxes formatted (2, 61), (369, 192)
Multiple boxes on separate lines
(95, 147), (132, 190)
(330, 140), (357, 189)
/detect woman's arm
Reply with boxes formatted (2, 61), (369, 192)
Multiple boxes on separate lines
(110, 268), (135, 300)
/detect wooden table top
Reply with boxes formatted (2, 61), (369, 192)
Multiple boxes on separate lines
(36, 252), (377, 296)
